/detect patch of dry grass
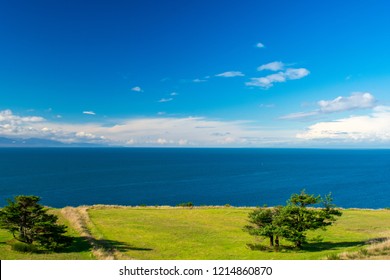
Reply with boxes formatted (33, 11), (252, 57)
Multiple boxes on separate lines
(332, 237), (390, 260)
(61, 207), (126, 260)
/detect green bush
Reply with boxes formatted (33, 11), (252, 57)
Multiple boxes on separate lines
(177, 202), (194, 207)
(11, 242), (40, 253)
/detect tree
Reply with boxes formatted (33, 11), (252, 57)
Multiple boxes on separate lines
(0, 195), (72, 250)
(243, 207), (281, 247)
(244, 190), (342, 249)
(276, 190), (342, 248)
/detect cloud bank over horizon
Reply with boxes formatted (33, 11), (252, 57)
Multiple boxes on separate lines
(0, 109), (296, 147)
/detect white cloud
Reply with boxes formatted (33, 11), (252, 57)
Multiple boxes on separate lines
(75, 131), (102, 140)
(257, 61), (285, 71)
(256, 42), (265, 48)
(280, 111), (319, 120)
(247, 64), (309, 89)
(156, 138), (168, 145)
(193, 78), (207, 83)
(0, 109), (296, 147)
(131, 86), (142, 92)
(318, 92), (375, 113)
(178, 139), (188, 145)
(83, 111), (96, 115)
(281, 92), (376, 120)
(170, 92), (178, 96)
(284, 68), (310, 80)
(0, 109), (45, 123)
(297, 106), (390, 142)
(0, 110), (102, 143)
(158, 98), (173, 103)
(215, 71), (245, 78)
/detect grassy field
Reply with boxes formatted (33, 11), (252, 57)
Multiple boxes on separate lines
(86, 206), (390, 260)
(1, 206), (389, 260)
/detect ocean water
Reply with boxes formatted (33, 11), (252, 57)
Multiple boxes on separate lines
(0, 148), (389, 208)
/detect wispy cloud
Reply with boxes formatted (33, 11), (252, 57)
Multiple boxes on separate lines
(297, 106), (390, 142)
(170, 92), (178, 96)
(280, 92), (376, 120)
(193, 78), (207, 83)
(246, 68), (309, 89)
(215, 71), (245, 78)
(246, 61), (309, 89)
(83, 111), (96, 115)
(257, 61), (284, 71)
(256, 42), (265, 48)
(131, 86), (142, 92)
(158, 98), (173, 103)
(259, 104), (275, 108)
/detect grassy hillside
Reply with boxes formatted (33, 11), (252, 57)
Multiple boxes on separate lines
(86, 206), (390, 260)
(1, 206), (389, 260)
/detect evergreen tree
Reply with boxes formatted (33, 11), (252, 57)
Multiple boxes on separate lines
(0, 195), (72, 250)
(244, 190), (342, 249)
(243, 207), (281, 247)
(276, 190), (342, 248)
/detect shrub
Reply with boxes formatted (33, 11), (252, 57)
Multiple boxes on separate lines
(177, 202), (194, 207)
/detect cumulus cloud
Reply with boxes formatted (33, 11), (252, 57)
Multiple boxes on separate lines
(297, 106), (390, 142)
(215, 71), (245, 78)
(256, 42), (265, 48)
(83, 111), (96, 115)
(131, 86), (142, 92)
(281, 92), (376, 120)
(318, 92), (375, 113)
(0, 109), (45, 123)
(257, 61), (285, 71)
(0, 110), (106, 143)
(246, 68), (309, 89)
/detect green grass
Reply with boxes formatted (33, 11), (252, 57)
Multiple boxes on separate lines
(0, 209), (95, 260)
(1, 206), (389, 260)
(86, 207), (390, 260)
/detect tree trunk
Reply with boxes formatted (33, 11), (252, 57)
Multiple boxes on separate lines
(275, 236), (279, 247)
(269, 236), (274, 247)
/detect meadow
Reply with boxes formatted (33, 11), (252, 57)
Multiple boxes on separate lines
(1, 206), (390, 260)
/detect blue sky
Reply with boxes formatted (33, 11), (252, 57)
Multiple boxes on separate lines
(1, 0), (390, 147)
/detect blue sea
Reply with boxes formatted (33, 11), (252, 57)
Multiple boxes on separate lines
(0, 148), (389, 208)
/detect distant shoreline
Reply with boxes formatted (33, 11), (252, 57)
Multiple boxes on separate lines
(50, 204), (390, 211)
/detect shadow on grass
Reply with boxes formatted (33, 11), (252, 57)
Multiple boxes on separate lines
(248, 240), (366, 253)
(60, 236), (152, 254)
(100, 239), (152, 252)
(60, 237), (92, 253)
(302, 241), (364, 252)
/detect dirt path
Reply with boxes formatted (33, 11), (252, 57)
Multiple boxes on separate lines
(61, 206), (126, 260)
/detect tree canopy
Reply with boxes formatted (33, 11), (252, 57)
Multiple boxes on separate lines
(245, 190), (342, 249)
(0, 195), (72, 250)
